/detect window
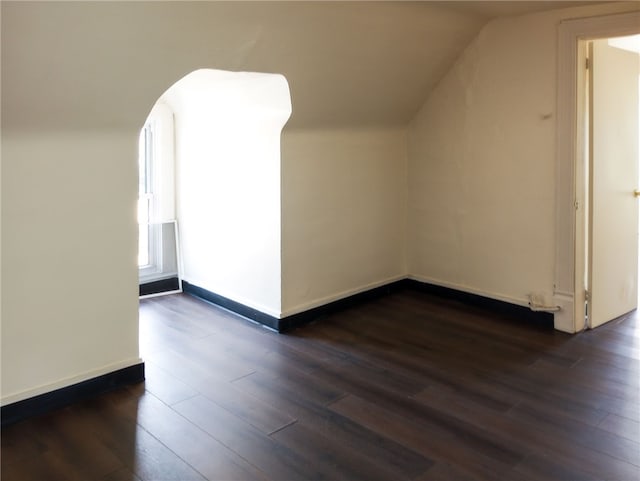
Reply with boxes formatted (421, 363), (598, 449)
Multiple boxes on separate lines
(138, 121), (162, 277)
(137, 100), (179, 291)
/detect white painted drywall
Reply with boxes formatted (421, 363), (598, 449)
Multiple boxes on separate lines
(407, 2), (640, 312)
(164, 70), (291, 317)
(1, 130), (141, 404)
(281, 128), (407, 315)
(0, 1), (486, 132)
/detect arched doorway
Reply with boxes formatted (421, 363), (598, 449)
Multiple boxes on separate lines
(137, 69), (292, 315)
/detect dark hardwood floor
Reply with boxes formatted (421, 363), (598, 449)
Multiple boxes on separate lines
(2, 289), (639, 480)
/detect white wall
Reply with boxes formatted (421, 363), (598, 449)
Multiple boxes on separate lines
(407, 2), (640, 313)
(165, 70), (291, 317)
(281, 128), (407, 315)
(1, 130), (141, 404)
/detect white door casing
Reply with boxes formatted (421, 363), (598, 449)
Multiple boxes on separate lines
(555, 10), (640, 333)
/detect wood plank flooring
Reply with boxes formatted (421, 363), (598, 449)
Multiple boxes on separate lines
(3, 290), (639, 480)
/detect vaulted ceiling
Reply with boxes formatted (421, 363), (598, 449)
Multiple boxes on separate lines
(1, 1), (605, 130)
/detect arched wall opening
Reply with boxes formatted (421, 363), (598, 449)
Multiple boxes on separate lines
(139, 69), (292, 316)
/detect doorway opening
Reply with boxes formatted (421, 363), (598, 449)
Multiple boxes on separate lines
(580, 34), (640, 329)
(136, 69), (291, 310)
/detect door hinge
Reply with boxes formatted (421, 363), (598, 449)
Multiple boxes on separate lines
(585, 289), (590, 301)
(575, 200), (580, 210)
(586, 57), (590, 70)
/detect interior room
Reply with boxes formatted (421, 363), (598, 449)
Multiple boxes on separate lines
(2, 1), (639, 480)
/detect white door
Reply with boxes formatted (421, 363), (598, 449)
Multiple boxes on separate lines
(588, 38), (640, 328)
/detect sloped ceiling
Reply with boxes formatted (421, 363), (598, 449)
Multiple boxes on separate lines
(1, 1), (605, 130)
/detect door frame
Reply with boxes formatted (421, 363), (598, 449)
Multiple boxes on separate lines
(554, 10), (640, 333)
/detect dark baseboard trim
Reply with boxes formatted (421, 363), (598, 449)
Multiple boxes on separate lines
(183, 279), (408, 332)
(140, 277), (180, 296)
(404, 279), (554, 327)
(182, 281), (281, 330)
(1, 363), (145, 427)
(278, 280), (408, 332)
(183, 278), (553, 332)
